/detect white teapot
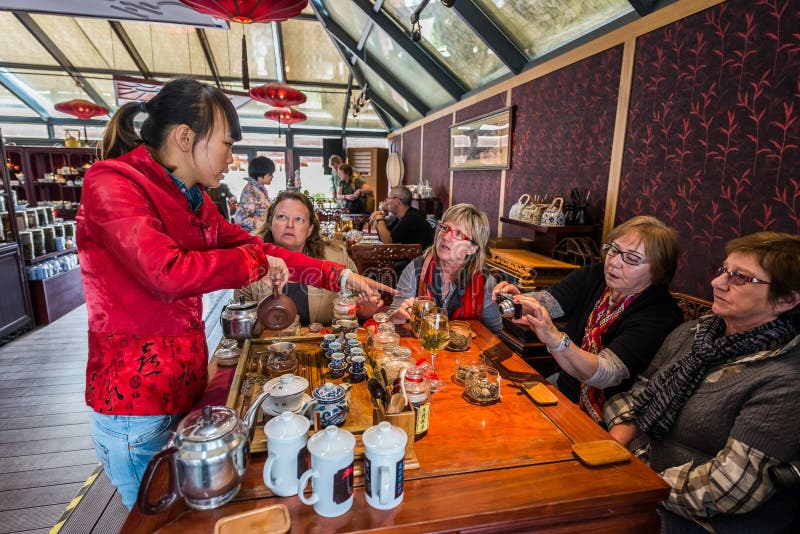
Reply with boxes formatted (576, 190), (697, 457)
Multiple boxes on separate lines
(508, 194), (531, 220)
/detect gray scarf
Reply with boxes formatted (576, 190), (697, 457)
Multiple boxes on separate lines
(633, 315), (796, 440)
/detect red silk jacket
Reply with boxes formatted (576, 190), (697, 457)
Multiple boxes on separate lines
(77, 145), (343, 415)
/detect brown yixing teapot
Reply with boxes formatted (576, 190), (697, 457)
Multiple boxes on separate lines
(257, 285), (297, 331)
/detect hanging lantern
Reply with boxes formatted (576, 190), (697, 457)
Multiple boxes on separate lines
(179, 1), (308, 89)
(54, 99), (109, 145)
(264, 107), (306, 137)
(249, 83), (307, 107)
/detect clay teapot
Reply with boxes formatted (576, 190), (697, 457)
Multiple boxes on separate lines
(257, 285), (297, 331)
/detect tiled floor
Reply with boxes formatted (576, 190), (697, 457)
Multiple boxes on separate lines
(0, 290), (231, 534)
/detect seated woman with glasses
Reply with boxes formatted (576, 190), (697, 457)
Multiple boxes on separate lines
(235, 191), (382, 325)
(604, 232), (800, 532)
(492, 216), (683, 423)
(387, 203), (502, 333)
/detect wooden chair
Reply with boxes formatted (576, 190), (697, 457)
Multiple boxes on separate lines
(671, 292), (713, 322)
(349, 243), (422, 294)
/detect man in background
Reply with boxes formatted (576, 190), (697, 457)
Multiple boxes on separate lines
(370, 185), (434, 249)
(206, 183), (237, 222)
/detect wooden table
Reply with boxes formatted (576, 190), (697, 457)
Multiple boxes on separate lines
(121, 322), (668, 533)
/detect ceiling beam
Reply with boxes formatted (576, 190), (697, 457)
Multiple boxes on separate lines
(322, 21), (429, 116)
(350, 0), (465, 100)
(273, 21), (286, 83)
(341, 73), (354, 133)
(627, 1), (657, 16)
(13, 13), (111, 110)
(451, 0), (528, 74)
(108, 21), (152, 79)
(327, 36), (400, 129)
(0, 70), (50, 119)
(195, 29), (223, 88)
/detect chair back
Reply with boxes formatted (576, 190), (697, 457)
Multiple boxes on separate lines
(349, 243), (422, 291)
(671, 292), (712, 322)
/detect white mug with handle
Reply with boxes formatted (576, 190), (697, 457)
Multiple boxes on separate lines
(297, 426), (355, 517)
(362, 421), (408, 509)
(262, 411), (310, 497)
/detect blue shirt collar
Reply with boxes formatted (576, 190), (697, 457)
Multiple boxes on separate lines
(164, 167), (204, 211)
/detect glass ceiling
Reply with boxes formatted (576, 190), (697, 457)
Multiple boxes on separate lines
(0, 0), (654, 141)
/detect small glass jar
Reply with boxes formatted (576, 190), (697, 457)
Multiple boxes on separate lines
(402, 365), (430, 440)
(447, 321), (472, 351)
(452, 357), (486, 387)
(384, 346), (413, 389)
(464, 367), (501, 405)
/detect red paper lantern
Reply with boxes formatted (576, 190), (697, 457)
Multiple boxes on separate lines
(264, 108), (307, 125)
(54, 99), (109, 120)
(179, 0), (308, 24)
(249, 83), (307, 107)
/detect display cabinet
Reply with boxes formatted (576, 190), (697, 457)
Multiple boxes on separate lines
(499, 216), (600, 257)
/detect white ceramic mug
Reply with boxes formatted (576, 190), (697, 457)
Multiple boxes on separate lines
(297, 426), (355, 517)
(263, 411), (310, 497)
(362, 421), (408, 510)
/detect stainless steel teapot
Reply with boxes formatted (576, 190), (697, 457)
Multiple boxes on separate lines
(136, 390), (271, 513)
(220, 296), (263, 340)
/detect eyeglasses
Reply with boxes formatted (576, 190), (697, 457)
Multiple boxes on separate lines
(602, 243), (648, 266)
(713, 266), (770, 286)
(436, 223), (472, 242)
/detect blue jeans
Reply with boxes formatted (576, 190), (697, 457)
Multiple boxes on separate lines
(89, 412), (181, 510)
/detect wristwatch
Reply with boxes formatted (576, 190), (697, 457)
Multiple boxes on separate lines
(546, 333), (571, 353)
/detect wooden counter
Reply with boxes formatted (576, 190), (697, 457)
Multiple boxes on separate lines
(121, 322), (668, 533)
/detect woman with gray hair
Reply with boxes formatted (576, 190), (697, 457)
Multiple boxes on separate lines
(388, 203), (502, 333)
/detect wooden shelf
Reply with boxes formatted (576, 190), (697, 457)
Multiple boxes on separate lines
(500, 217), (595, 234)
(29, 266), (84, 325)
(26, 248), (77, 266)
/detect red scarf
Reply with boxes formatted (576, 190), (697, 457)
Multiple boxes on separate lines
(417, 254), (485, 320)
(579, 288), (640, 424)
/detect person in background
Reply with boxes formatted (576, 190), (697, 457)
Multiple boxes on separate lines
(336, 164), (371, 214)
(205, 182), (236, 222)
(76, 77), (394, 510)
(493, 216), (683, 424)
(388, 203), (502, 333)
(369, 185), (434, 249)
(605, 232), (800, 533)
(236, 190), (382, 324)
(328, 154), (343, 197)
(234, 155), (273, 233)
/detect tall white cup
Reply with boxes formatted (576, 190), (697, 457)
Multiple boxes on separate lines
(263, 411), (310, 497)
(297, 426), (355, 517)
(362, 421), (408, 509)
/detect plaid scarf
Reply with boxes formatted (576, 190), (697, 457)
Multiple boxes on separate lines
(579, 288), (640, 423)
(633, 315), (796, 440)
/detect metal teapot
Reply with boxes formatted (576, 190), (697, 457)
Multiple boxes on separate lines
(64, 129), (82, 148)
(220, 296), (263, 341)
(137, 390), (272, 513)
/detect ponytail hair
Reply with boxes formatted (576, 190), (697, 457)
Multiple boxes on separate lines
(99, 77), (242, 161)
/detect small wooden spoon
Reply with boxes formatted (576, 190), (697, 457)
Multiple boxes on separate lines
(387, 393), (407, 414)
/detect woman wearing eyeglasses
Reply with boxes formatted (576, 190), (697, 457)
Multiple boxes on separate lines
(604, 232), (800, 532)
(387, 203), (502, 333)
(492, 216), (683, 423)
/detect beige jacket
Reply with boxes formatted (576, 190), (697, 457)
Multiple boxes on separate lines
(234, 242), (357, 325)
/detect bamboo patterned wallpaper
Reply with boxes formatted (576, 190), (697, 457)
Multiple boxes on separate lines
(617, 0), (800, 297)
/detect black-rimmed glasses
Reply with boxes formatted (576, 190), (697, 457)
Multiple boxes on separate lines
(713, 266), (771, 286)
(602, 243), (648, 266)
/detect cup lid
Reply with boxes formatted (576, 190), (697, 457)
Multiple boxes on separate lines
(264, 373), (308, 398)
(264, 410), (310, 440)
(307, 425), (355, 457)
(362, 421), (407, 453)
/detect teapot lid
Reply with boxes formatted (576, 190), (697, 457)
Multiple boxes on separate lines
(264, 373), (308, 398)
(307, 425), (355, 457)
(312, 381), (347, 401)
(362, 421), (407, 453)
(226, 296), (257, 311)
(265, 410), (310, 440)
(177, 406), (238, 442)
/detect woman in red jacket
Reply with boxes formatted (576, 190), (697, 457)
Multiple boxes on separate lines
(76, 78), (391, 509)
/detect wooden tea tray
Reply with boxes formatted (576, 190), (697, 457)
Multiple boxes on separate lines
(226, 334), (419, 472)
